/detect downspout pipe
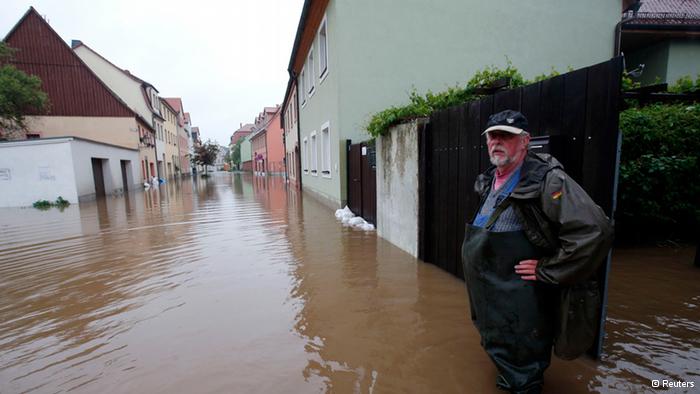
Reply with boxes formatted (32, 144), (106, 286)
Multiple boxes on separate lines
(292, 71), (302, 190)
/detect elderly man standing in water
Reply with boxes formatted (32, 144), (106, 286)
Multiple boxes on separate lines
(461, 110), (613, 393)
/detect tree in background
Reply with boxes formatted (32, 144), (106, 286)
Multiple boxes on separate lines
(0, 42), (49, 138)
(192, 140), (219, 176)
(230, 139), (242, 170)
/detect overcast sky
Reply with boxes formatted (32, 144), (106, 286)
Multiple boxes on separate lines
(1, 0), (304, 146)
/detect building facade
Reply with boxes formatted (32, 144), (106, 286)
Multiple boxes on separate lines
(249, 106), (284, 176)
(2, 7), (150, 196)
(282, 83), (300, 188)
(72, 41), (161, 182)
(283, 0), (621, 208)
(164, 98), (191, 176)
(240, 135), (253, 172)
(160, 99), (179, 178)
(621, 0), (700, 86)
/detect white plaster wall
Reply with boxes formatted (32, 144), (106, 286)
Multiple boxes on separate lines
(70, 139), (140, 198)
(0, 139), (79, 207)
(376, 120), (424, 257)
(74, 46), (153, 122)
(26, 116), (139, 149)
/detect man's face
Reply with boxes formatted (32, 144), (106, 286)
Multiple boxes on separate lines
(486, 130), (530, 167)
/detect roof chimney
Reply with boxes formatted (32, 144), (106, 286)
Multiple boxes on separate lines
(71, 39), (82, 48)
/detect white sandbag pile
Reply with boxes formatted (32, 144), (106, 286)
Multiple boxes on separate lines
(334, 206), (375, 231)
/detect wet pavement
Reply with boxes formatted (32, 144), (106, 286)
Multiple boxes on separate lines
(0, 173), (698, 393)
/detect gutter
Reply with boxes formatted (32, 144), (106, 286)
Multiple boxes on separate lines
(621, 23), (700, 32)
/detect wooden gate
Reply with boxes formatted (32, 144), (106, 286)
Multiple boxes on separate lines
(420, 57), (623, 357)
(347, 141), (377, 224)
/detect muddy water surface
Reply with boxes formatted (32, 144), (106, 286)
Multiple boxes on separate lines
(0, 174), (697, 393)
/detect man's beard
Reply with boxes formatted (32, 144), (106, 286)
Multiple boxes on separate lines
(489, 148), (513, 167)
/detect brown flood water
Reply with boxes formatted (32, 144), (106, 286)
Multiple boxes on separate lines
(0, 174), (698, 393)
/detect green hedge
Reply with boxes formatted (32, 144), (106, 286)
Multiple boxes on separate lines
(617, 103), (700, 242)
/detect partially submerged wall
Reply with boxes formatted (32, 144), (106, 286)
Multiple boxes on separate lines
(0, 138), (79, 207)
(0, 137), (141, 207)
(376, 119), (427, 257)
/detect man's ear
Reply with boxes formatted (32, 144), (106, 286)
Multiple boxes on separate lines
(521, 134), (531, 147)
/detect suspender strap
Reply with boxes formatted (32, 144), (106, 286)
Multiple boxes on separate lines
(484, 198), (512, 230)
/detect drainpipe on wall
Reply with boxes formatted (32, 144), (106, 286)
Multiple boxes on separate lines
(153, 122), (161, 180)
(292, 71), (302, 190)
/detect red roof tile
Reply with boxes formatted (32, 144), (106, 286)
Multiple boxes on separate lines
(3, 8), (136, 117)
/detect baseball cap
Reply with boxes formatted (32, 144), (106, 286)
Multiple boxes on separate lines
(482, 110), (529, 135)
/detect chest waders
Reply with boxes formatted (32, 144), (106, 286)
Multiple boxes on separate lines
(462, 208), (557, 393)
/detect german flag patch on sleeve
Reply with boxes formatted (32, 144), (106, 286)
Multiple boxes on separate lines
(551, 190), (563, 200)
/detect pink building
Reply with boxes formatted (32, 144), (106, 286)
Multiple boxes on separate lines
(231, 123), (254, 146)
(249, 106), (285, 176)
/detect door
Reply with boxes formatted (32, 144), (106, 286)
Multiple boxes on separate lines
(347, 143), (362, 215)
(121, 160), (129, 192)
(361, 143), (377, 225)
(91, 158), (106, 197)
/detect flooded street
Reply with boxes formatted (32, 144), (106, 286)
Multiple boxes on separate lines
(1, 174), (698, 393)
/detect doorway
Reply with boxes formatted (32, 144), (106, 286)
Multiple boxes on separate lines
(91, 158), (106, 197)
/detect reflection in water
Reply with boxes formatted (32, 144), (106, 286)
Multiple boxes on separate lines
(0, 173), (697, 393)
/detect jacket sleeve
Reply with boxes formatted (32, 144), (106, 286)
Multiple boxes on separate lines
(535, 169), (614, 285)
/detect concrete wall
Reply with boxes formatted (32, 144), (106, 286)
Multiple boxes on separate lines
(0, 138), (139, 207)
(667, 39), (700, 84)
(298, 0), (619, 207)
(376, 120), (424, 257)
(26, 116), (140, 149)
(70, 138), (140, 198)
(0, 139), (79, 207)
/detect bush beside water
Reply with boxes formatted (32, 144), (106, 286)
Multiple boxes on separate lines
(33, 196), (70, 210)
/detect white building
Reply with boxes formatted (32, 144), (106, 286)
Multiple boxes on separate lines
(0, 137), (140, 207)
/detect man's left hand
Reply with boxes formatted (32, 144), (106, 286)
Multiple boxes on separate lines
(515, 259), (538, 281)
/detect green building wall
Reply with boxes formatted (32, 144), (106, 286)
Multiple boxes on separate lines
(240, 136), (252, 167)
(298, 0), (619, 208)
(626, 39), (700, 86)
(667, 39), (700, 84)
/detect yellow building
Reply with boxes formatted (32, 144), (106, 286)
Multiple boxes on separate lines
(160, 99), (181, 178)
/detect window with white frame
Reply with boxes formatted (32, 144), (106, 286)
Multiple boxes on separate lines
(321, 122), (331, 176)
(318, 18), (328, 79)
(310, 132), (317, 174)
(303, 137), (308, 173)
(307, 50), (315, 96)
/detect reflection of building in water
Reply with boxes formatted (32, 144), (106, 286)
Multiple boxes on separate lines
(0, 180), (201, 390)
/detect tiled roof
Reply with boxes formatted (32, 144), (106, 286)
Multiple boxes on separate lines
(4, 8), (136, 118)
(236, 123), (255, 133)
(638, 0), (700, 14)
(624, 0), (700, 24)
(164, 98), (183, 113)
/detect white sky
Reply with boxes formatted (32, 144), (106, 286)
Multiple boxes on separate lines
(1, 0), (305, 146)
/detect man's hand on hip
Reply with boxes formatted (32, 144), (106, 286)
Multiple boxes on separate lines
(515, 259), (538, 281)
